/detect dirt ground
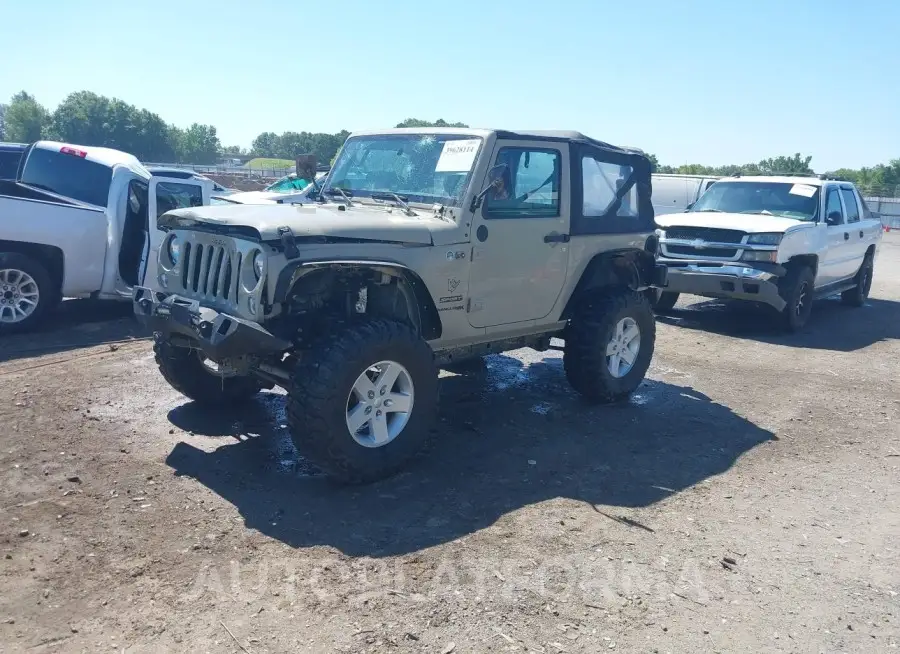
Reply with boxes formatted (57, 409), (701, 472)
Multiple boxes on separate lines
(1, 236), (898, 654)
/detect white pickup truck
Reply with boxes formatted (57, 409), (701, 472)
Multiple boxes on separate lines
(0, 141), (212, 333)
(653, 175), (882, 330)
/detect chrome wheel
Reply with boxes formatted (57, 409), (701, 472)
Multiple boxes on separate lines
(346, 360), (414, 448)
(0, 269), (40, 324)
(606, 317), (641, 378)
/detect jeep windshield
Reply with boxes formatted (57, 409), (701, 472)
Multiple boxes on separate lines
(323, 133), (483, 207)
(690, 181), (819, 221)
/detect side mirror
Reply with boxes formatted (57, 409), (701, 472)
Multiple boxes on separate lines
(826, 211), (842, 225)
(470, 164), (509, 212)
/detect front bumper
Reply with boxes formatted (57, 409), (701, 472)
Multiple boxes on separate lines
(133, 287), (290, 359)
(658, 260), (787, 311)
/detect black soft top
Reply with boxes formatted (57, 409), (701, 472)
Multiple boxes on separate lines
(494, 130), (648, 158)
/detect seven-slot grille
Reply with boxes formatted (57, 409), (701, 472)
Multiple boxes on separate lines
(180, 241), (242, 302)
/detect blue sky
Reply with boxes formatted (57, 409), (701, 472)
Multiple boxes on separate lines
(2, 0), (897, 170)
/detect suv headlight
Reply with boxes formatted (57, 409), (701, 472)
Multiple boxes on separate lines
(253, 251), (265, 280)
(167, 236), (181, 264)
(746, 233), (783, 245)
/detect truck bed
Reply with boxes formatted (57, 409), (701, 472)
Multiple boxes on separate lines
(0, 184), (109, 296)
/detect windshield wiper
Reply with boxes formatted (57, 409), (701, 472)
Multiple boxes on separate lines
(738, 210), (774, 215)
(694, 208), (724, 212)
(323, 187), (353, 206)
(371, 192), (417, 216)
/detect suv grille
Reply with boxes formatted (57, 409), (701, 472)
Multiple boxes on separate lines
(667, 245), (739, 258)
(180, 241), (241, 302)
(665, 227), (746, 244)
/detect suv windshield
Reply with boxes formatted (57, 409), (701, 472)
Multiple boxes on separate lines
(325, 133), (483, 206)
(21, 147), (113, 207)
(691, 181), (820, 221)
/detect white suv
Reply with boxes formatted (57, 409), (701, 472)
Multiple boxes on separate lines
(653, 175), (882, 330)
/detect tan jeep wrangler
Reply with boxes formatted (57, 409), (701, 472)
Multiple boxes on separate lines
(134, 128), (668, 483)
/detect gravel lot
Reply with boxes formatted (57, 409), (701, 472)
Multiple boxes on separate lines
(1, 235), (898, 653)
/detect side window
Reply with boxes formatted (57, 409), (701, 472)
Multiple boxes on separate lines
(581, 156), (638, 218)
(824, 189), (844, 226)
(705, 180), (717, 192)
(156, 182), (203, 218)
(840, 188), (860, 223)
(484, 147), (561, 218)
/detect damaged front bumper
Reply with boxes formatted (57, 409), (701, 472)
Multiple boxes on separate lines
(657, 260), (787, 311)
(133, 287), (290, 359)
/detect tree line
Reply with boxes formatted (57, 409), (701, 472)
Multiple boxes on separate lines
(1, 90), (897, 197)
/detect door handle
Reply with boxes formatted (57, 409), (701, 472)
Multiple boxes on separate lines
(859, 230), (864, 238)
(844, 232), (849, 240)
(544, 233), (570, 243)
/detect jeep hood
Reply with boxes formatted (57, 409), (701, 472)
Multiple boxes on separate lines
(656, 211), (808, 234)
(159, 203), (439, 244)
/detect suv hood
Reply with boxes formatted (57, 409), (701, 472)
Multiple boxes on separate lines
(159, 202), (440, 244)
(224, 190), (282, 204)
(656, 211), (808, 234)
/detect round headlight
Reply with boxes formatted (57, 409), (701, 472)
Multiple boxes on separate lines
(167, 236), (181, 264)
(253, 251), (264, 280)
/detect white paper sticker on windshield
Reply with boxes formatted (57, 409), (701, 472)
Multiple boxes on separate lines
(789, 184), (817, 198)
(435, 139), (480, 172)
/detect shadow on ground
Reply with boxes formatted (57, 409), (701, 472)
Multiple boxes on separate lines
(656, 295), (900, 352)
(0, 299), (145, 364)
(165, 352), (775, 557)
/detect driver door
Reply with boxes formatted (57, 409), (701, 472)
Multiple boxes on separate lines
(141, 176), (211, 289)
(466, 140), (570, 328)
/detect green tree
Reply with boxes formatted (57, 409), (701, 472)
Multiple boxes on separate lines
(757, 153), (813, 175)
(176, 123), (221, 164)
(4, 92), (48, 142)
(251, 131), (280, 158)
(0, 103), (7, 140)
(394, 118), (468, 128)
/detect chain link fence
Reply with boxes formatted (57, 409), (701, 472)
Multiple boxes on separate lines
(143, 162), (294, 180)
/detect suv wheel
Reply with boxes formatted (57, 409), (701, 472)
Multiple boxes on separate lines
(0, 252), (59, 335)
(154, 335), (263, 405)
(778, 265), (815, 331)
(564, 290), (656, 404)
(288, 320), (438, 484)
(841, 253), (873, 307)
(653, 289), (680, 312)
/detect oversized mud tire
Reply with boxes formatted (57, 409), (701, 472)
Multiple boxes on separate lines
(841, 253), (874, 307)
(287, 319), (438, 485)
(778, 264), (815, 332)
(564, 290), (656, 404)
(653, 289), (680, 312)
(153, 334), (263, 405)
(0, 252), (60, 335)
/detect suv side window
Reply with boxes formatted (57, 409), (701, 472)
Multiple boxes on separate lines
(840, 188), (860, 223)
(581, 156), (638, 219)
(156, 182), (204, 217)
(824, 188), (844, 225)
(483, 147), (561, 218)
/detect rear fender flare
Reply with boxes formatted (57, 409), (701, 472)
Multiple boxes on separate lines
(561, 249), (656, 319)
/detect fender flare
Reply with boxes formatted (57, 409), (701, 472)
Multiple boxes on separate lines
(273, 258), (443, 340)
